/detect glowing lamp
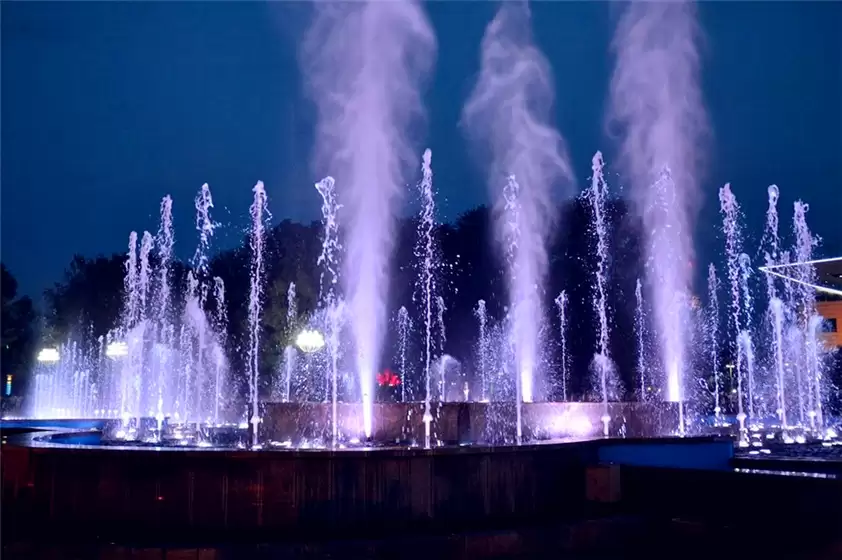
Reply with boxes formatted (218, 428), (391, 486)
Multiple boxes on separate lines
(295, 329), (325, 353)
(106, 341), (129, 359)
(37, 348), (60, 363)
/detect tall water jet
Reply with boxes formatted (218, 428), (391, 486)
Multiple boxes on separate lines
(138, 233), (153, 323)
(413, 150), (438, 445)
(762, 185), (787, 426)
(436, 295), (447, 401)
(154, 196), (174, 421)
(247, 181), (269, 445)
(462, 1), (574, 408)
(793, 201), (823, 430)
(212, 276), (227, 424)
(137, 232), (153, 415)
(474, 300), (489, 401)
(719, 184), (746, 433)
(190, 184), (217, 422)
(302, 0), (436, 439)
(315, 176), (342, 445)
(283, 282), (297, 403)
(396, 306), (411, 402)
(587, 153), (615, 432)
(554, 292), (569, 402)
(608, 1), (708, 429)
(706, 264), (722, 421)
(738, 253), (756, 418)
(634, 279), (647, 401)
(120, 232), (140, 420)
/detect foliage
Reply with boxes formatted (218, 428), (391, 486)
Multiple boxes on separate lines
(39, 200), (646, 398)
(1, 264), (36, 382)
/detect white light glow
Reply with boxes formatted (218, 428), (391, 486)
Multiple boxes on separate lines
(295, 329), (326, 353)
(36, 348), (60, 363)
(105, 341), (129, 359)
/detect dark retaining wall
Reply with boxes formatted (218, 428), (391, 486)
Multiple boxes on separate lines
(5, 434), (841, 556)
(2, 440), (600, 543)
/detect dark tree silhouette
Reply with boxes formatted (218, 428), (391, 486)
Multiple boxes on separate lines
(1, 264), (37, 396)
(44, 254), (126, 344)
(36, 200), (648, 403)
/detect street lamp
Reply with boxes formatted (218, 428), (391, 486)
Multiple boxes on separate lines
(295, 329), (325, 353)
(105, 341), (129, 359)
(37, 347), (60, 363)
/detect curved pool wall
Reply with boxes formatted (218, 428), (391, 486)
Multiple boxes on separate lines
(6, 423), (841, 553)
(2, 428), (732, 541)
(262, 401), (679, 444)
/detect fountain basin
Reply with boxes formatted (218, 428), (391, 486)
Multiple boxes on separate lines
(2, 428), (728, 543)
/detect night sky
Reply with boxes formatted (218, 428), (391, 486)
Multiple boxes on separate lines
(2, 1), (840, 302)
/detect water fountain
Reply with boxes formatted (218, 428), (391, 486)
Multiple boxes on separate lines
(315, 176), (343, 446)
(474, 300), (489, 401)
(587, 152), (615, 436)
(396, 306), (412, 402)
(705, 265), (722, 423)
(554, 292), (569, 402)
(14, 0), (835, 457)
(793, 202), (825, 431)
(415, 149), (438, 447)
(247, 181), (269, 446)
(719, 184), (748, 438)
(7, 4), (840, 549)
(635, 279), (647, 402)
(281, 282), (297, 403)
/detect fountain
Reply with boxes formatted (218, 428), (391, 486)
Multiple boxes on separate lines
(587, 152), (615, 436)
(554, 292), (569, 402)
(415, 149), (439, 447)
(635, 279), (647, 402)
(793, 201), (825, 431)
(474, 300), (489, 401)
(7, 3), (840, 549)
(247, 181), (269, 445)
(315, 176), (343, 446)
(705, 265), (722, 423)
(396, 306), (412, 402)
(281, 282), (296, 403)
(13, 0), (835, 457)
(719, 184), (746, 429)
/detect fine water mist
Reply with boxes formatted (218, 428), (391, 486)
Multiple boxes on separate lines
(608, 1), (708, 416)
(302, 0), (436, 437)
(462, 1), (574, 405)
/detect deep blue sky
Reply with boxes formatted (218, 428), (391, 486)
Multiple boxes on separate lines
(2, 1), (840, 302)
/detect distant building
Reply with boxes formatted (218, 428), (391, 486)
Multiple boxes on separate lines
(761, 257), (842, 349)
(815, 258), (842, 349)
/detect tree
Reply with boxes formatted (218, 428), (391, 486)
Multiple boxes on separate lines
(1, 264), (37, 393)
(44, 254), (126, 344)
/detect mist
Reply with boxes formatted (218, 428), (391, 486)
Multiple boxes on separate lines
(462, 1), (574, 402)
(300, 0), (436, 435)
(607, 0), (709, 407)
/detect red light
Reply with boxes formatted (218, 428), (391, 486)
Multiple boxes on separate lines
(377, 370), (400, 387)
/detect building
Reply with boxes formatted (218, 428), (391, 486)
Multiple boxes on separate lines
(760, 256), (842, 349)
(815, 258), (842, 348)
